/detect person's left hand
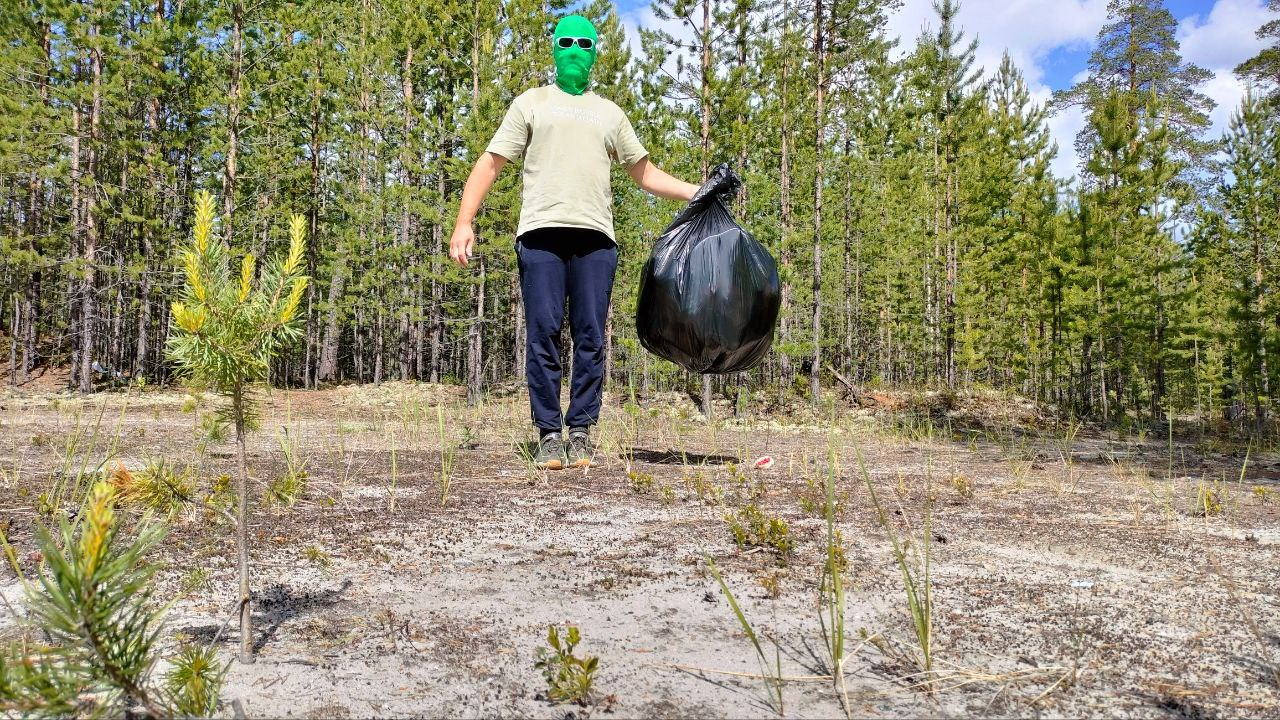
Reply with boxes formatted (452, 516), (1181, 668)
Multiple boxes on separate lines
(449, 224), (475, 267)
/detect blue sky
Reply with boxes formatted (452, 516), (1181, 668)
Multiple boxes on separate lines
(1034, 0), (1215, 89)
(613, 0), (1221, 91)
(611, 0), (1270, 180)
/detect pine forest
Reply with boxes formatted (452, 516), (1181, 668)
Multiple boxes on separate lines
(1, 0), (1277, 432)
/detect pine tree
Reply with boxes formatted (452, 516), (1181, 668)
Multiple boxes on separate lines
(166, 191), (309, 663)
(1235, 0), (1280, 104)
(1217, 92), (1280, 431)
(1053, 0), (1215, 182)
(903, 0), (983, 386)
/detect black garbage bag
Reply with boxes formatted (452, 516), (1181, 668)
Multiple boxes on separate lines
(635, 163), (781, 375)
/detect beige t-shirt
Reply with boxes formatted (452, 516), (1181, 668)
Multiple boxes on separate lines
(485, 85), (649, 242)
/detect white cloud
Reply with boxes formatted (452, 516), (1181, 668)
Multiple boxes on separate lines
(1178, 0), (1270, 73)
(1047, 103), (1088, 183)
(618, 3), (699, 82)
(617, 0), (1274, 182)
(885, 0), (1109, 88)
(886, 0), (1110, 181)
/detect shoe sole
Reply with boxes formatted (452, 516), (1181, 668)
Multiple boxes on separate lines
(537, 460), (564, 470)
(570, 458), (594, 468)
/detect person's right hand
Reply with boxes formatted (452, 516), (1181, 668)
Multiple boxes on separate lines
(449, 223), (475, 267)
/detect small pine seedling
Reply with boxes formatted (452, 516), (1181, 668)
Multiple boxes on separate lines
(109, 459), (196, 516)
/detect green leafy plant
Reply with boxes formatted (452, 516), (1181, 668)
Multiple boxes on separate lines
(165, 644), (226, 717)
(534, 625), (599, 705)
(265, 429), (308, 508)
(660, 483), (677, 505)
(165, 190), (309, 664)
(303, 545), (332, 569)
(206, 474), (233, 513)
(276, 426), (310, 506)
(726, 503), (794, 558)
(758, 571), (782, 599)
(1191, 479), (1225, 517)
(180, 566), (213, 594)
(800, 475), (847, 517)
(0, 482), (225, 716)
(199, 413), (229, 444)
(627, 469), (656, 494)
(686, 472), (723, 505)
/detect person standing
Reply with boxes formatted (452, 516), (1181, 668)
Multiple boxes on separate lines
(448, 14), (699, 469)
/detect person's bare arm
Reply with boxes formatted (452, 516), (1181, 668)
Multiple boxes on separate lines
(628, 157), (699, 202)
(449, 152), (509, 267)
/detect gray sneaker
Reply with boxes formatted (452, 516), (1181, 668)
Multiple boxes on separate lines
(567, 430), (594, 468)
(534, 433), (568, 470)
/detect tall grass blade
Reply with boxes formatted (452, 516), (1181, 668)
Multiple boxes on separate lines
(856, 448), (933, 688)
(704, 553), (784, 715)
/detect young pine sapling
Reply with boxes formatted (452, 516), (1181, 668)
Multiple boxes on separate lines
(165, 190), (309, 664)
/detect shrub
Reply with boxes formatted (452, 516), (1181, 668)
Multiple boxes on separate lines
(726, 504), (793, 557)
(535, 625), (598, 705)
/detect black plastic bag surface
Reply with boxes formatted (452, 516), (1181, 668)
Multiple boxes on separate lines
(635, 164), (781, 375)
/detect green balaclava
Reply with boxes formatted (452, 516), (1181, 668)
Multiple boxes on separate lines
(552, 15), (598, 95)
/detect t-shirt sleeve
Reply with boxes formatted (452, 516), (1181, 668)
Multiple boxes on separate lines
(613, 112), (649, 168)
(485, 95), (529, 161)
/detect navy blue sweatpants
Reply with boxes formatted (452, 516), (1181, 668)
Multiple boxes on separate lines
(516, 227), (618, 432)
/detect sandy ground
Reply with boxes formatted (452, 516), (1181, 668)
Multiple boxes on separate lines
(2, 381), (1279, 718)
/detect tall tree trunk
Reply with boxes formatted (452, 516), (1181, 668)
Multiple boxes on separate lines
(734, 0), (749, 216)
(468, 257), (485, 405)
(374, 307), (384, 385)
(223, 0), (243, 245)
(1254, 212), (1269, 434)
(320, 11), (374, 383)
(68, 92), (82, 391)
(431, 157), (444, 384)
(137, 1), (163, 378)
(355, 306), (365, 382)
(78, 19), (103, 395)
(465, 3), (483, 405)
(304, 38), (324, 389)
(809, 0), (825, 401)
(8, 295), (17, 385)
(842, 126), (855, 380)
(399, 44), (415, 382)
(24, 22), (50, 382)
(777, 0), (793, 392)
(316, 262), (347, 383)
(944, 119), (958, 388)
(514, 273), (525, 379)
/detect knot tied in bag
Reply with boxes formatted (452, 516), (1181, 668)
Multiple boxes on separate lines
(635, 164), (782, 374)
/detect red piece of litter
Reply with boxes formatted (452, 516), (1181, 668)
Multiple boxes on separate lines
(754, 456), (775, 470)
